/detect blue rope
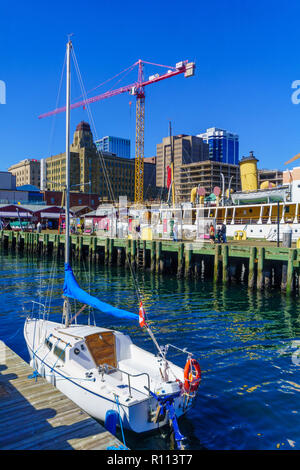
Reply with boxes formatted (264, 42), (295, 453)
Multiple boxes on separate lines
(106, 394), (129, 450)
(115, 394), (127, 448)
(28, 333), (53, 381)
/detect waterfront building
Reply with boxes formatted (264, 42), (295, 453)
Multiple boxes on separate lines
(258, 168), (283, 187)
(156, 134), (209, 196)
(177, 160), (241, 202)
(42, 190), (100, 210)
(143, 156), (158, 200)
(197, 127), (239, 165)
(0, 187), (43, 205)
(8, 159), (41, 188)
(45, 122), (135, 202)
(0, 171), (16, 190)
(95, 136), (131, 159)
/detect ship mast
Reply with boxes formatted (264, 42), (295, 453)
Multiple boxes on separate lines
(63, 37), (72, 326)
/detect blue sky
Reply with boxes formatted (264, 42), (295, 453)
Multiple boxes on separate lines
(1, 0), (300, 171)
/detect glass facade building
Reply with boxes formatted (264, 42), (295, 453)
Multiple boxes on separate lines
(197, 128), (239, 165)
(95, 136), (131, 159)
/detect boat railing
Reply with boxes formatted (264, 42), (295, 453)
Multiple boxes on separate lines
(99, 363), (151, 398)
(28, 300), (47, 321)
(164, 343), (193, 358)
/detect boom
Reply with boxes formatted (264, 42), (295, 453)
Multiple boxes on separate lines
(39, 59), (196, 203)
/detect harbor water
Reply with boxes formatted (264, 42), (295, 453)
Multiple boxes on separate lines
(1, 249), (300, 450)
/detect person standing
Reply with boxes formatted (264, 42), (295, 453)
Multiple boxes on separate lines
(209, 223), (215, 243)
(173, 221), (178, 242)
(221, 223), (227, 243)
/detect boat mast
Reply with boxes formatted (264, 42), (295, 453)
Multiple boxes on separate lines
(65, 37), (71, 265)
(64, 36), (72, 326)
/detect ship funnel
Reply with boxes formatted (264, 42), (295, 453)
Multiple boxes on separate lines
(239, 151), (259, 192)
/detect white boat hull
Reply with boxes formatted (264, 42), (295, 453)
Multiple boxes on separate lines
(24, 318), (194, 434)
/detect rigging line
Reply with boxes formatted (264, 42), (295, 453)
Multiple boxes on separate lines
(70, 54), (116, 204)
(72, 61), (138, 101)
(45, 253), (59, 319)
(141, 60), (177, 70)
(71, 48), (115, 202)
(47, 51), (67, 159)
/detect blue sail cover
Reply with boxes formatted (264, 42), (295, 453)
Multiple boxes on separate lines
(63, 263), (138, 321)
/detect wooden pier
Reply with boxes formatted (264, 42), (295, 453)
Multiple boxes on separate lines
(1, 229), (300, 294)
(0, 341), (125, 450)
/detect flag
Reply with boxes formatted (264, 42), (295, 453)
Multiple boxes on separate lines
(167, 165), (172, 189)
(139, 301), (146, 328)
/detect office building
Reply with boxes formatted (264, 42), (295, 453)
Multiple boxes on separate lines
(8, 159), (41, 187)
(95, 136), (131, 159)
(197, 127), (239, 165)
(45, 122), (135, 201)
(0, 171), (16, 190)
(156, 134), (209, 193)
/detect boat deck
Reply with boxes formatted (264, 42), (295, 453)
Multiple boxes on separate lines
(0, 340), (126, 450)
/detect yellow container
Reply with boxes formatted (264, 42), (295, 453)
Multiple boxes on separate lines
(234, 230), (247, 241)
(239, 152), (259, 192)
(297, 238), (300, 249)
(141, 227), (153, 240)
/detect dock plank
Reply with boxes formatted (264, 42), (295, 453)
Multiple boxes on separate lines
(0, 341), (125, 450)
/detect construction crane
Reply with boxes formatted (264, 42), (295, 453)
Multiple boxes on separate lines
(39, 59), (196, 204)
(285, 153), (300, 166)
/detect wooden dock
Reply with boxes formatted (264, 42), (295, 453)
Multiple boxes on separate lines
(0, 341), (125, 450)
(1, 229), (300, 294)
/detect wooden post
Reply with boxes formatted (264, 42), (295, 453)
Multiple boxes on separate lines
(222, 244), (229, 284)
(248, 246), (256, 289)
(93, 236), (98, 262)
(214, 244), (221, 283)
(109, 238), (114, 265)
(124, 238), (130, 268)
(257, 247), (264, 290)
(156, 240), (162, 274)
(150, 240), (156, 272)
(105, 237), (109, 265)
(131, 239), (137, 269)
(286, 248), (296, 295)
(117, 247), (122, 266)
(185, 243), (192, 277)
(177, 242), (184, 277)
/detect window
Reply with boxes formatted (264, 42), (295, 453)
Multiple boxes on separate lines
(53, 345), (66, 362)
(45, 338), (53, 350)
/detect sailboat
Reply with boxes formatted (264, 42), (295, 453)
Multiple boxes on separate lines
(24, 39), (201, 447)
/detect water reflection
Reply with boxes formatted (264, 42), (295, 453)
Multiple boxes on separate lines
(1, 249), (300, 450)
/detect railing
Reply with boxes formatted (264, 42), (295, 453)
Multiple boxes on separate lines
(99, 363), (151, 398)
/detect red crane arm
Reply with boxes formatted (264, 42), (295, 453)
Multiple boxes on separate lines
(38, 60), (195, 119)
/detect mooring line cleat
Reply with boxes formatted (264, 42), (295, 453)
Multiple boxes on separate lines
(28, 370), (40, 382)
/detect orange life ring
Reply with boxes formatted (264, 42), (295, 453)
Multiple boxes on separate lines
(183, 358), (201, 393)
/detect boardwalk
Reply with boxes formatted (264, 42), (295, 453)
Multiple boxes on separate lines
(0, 341), (125, 450)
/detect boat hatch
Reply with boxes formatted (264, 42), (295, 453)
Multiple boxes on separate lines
(85, 331), (117, 368)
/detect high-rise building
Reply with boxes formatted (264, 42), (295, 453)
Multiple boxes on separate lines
(95, 136), (131, 159)
(156, 134), (209, 193)
(8, 159), (41, 187)
(197, 127), (239, 165)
